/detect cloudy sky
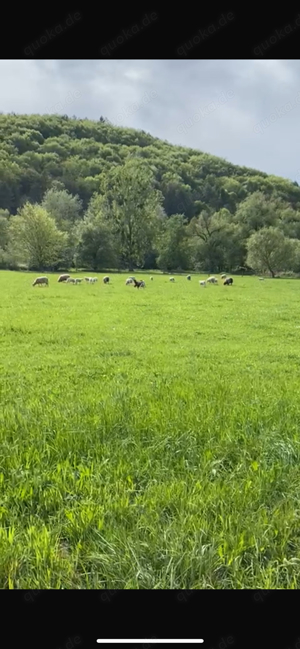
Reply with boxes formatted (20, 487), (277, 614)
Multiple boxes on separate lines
(1, 59), (300, 182)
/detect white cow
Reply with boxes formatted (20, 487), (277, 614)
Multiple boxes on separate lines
(199, 280), (206, 287)
(66, 277), (76, 284)
(125, 278), (133, 285)
(207, 276), (218, 284)
(169, 277), (175, 282)
(74, 278), (82, 284)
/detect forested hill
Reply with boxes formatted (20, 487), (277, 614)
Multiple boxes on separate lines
(1, 113), (300, 275)
(1, 113), (300, 216)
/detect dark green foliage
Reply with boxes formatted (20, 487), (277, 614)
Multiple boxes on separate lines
(157, 214), (191, 271)
(75, 215), (118, 271)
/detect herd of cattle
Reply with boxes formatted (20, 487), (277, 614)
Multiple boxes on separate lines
(32, 273), (234, 288)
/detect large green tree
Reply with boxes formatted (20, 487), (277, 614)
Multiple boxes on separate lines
(246, 227), (296, 277)
(8, 202), (67, 270)
(41, 184), (83, 267)
(188, 209), (219, 273)
(41, 184), (82, 229)
(187, 208), (240, 272)
(101, 159), (163, 270)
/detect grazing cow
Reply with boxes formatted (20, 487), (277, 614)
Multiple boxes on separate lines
(207, 276), (217, 284)
(199, 280), (206, 287)
(66, 277), (76, 284)
(103, 276), (109, 284)
(74, 278), (82, 284)
(221, 273), (226, 279)
(224, 277), (233, 286)
(125, 278), (133, 285)
(32, 276), (49, 287)
(89, 277), (97, 284)
(187, 275), (191, 280)
(58, 274), (70, 283)
(84, 276), (92, 282)
(169, 277), (175, 282)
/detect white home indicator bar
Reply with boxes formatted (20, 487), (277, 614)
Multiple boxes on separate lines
(96, 641), (204, 644)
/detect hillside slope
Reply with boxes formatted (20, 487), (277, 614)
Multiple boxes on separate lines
(1, 113), (300, 217)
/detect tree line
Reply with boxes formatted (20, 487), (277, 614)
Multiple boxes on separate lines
(1, 113), (300, 275)
(2, 163), (300, 276)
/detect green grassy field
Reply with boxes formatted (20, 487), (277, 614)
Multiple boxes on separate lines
(1, 270), (300, 589)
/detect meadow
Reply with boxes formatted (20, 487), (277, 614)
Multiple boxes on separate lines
(1, 270), (300, 589)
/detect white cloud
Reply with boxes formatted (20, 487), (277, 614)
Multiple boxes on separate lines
(123, 68), (150, 82)
(255, 60), (296, 84)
